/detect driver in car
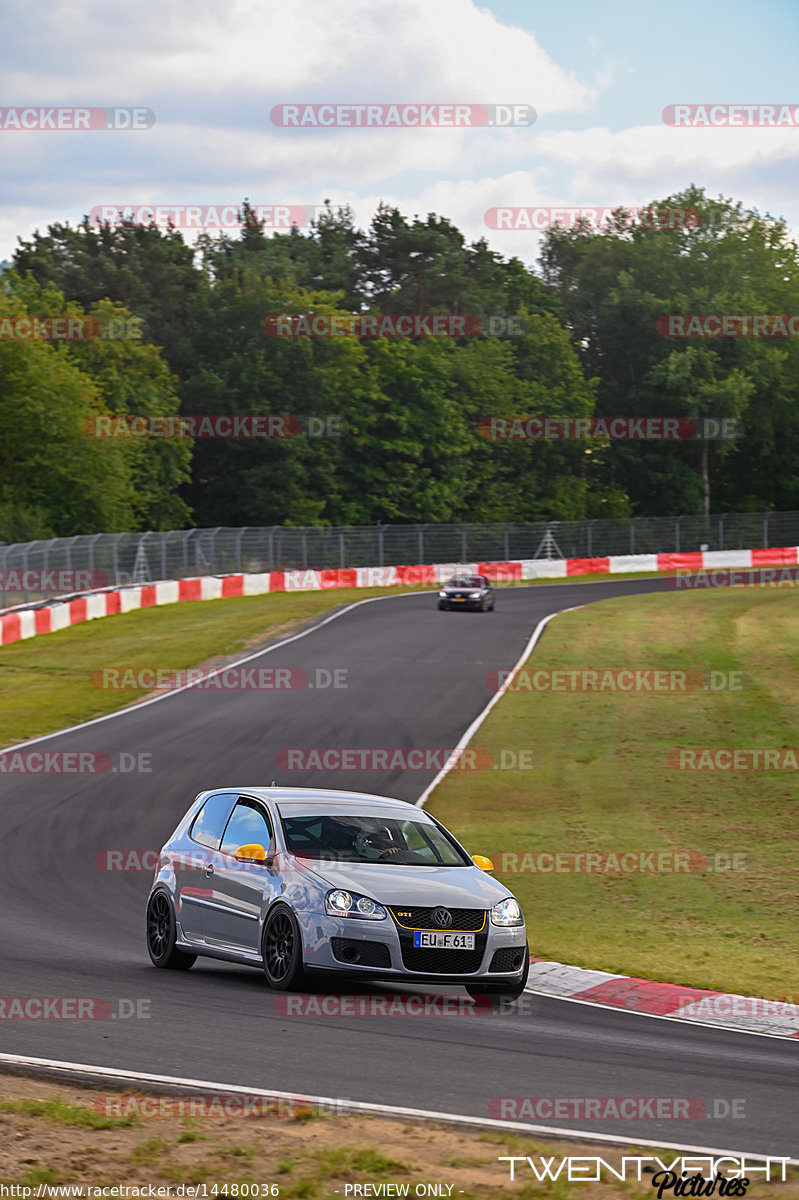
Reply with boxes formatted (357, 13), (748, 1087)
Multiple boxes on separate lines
(354, 822), (401, 860)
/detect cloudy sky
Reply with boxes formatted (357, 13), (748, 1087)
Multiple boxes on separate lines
(0, 0), (797, 267)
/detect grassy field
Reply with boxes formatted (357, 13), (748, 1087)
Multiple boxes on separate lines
(2, 1075), (795, 1197)
(429, 586), (799, 999)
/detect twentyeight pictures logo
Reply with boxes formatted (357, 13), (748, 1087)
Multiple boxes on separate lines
(270, 103), (536, 127)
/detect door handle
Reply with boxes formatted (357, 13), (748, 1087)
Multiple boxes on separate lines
(203, 863), (215, 877)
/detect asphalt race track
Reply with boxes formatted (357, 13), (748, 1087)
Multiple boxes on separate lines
(1, 580), (797, 1157)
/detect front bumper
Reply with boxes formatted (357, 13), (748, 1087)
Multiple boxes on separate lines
(295, 909), (527, 982)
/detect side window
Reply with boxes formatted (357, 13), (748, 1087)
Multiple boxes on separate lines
(220, 798), (272, 856)
(190, 792), (237, 850)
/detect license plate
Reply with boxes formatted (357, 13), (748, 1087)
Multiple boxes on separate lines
(452, 597), (465, 601)
(413, 931), (475, 949)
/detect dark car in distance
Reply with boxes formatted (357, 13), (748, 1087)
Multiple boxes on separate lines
(437, 574), (495, 612)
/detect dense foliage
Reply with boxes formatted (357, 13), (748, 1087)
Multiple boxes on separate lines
(2, 186), (795, 536)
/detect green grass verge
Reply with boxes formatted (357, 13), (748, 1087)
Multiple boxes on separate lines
(429, 586), (799, 999)
(0, 1097), (139, 1130)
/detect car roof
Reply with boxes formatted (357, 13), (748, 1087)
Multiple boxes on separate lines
(209, 786), (419, 811)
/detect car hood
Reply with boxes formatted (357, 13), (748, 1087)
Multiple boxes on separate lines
(304, 861), (514, 907)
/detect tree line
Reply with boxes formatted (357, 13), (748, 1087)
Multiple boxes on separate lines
(0, 185), (796, 538)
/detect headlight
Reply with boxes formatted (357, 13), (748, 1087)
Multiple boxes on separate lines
(490, 897), (523, 927)
(438, 590), (447, 598)
(469, 591), (481, 598)
(325, 889), (387, 920)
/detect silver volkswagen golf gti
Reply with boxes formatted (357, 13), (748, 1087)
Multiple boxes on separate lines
(146, 787), (529, 998)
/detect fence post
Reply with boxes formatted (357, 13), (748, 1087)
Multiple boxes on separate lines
(763, 516), (768, 549)
(587, 519), (595, 557)
(339, 530), (345, 569)
(675, 517), (681, 554)
(630, 521), (635, 554)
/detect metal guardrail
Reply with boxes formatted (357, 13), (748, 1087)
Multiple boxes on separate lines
(0, 512), (794, 607)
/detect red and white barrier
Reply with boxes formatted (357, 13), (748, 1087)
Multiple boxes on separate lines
(528, 957), (799, 1037)
(1, 546), (797, 648)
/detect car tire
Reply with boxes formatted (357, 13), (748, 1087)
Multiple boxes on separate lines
(438, 603), (446, 610)
(262, 903), (307, 991)
(146, 889), (197, 970)
(465, 946), (529, 1001)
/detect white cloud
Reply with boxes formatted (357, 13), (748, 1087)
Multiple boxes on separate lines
(0, 0), (796, 265)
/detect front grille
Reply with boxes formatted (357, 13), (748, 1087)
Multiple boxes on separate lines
(489, 947), (526, 973)
(389, 907), (486, 932)
(331, 938), (391, 968)
(400, 944), (485, 974)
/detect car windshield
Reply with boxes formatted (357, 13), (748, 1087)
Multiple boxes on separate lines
(280, 812), (468, 866)
(446, 576), (483, 588)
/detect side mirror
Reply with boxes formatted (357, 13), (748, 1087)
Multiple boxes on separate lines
(472, 855), (494, 872)
(234, 843), (267, 863)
